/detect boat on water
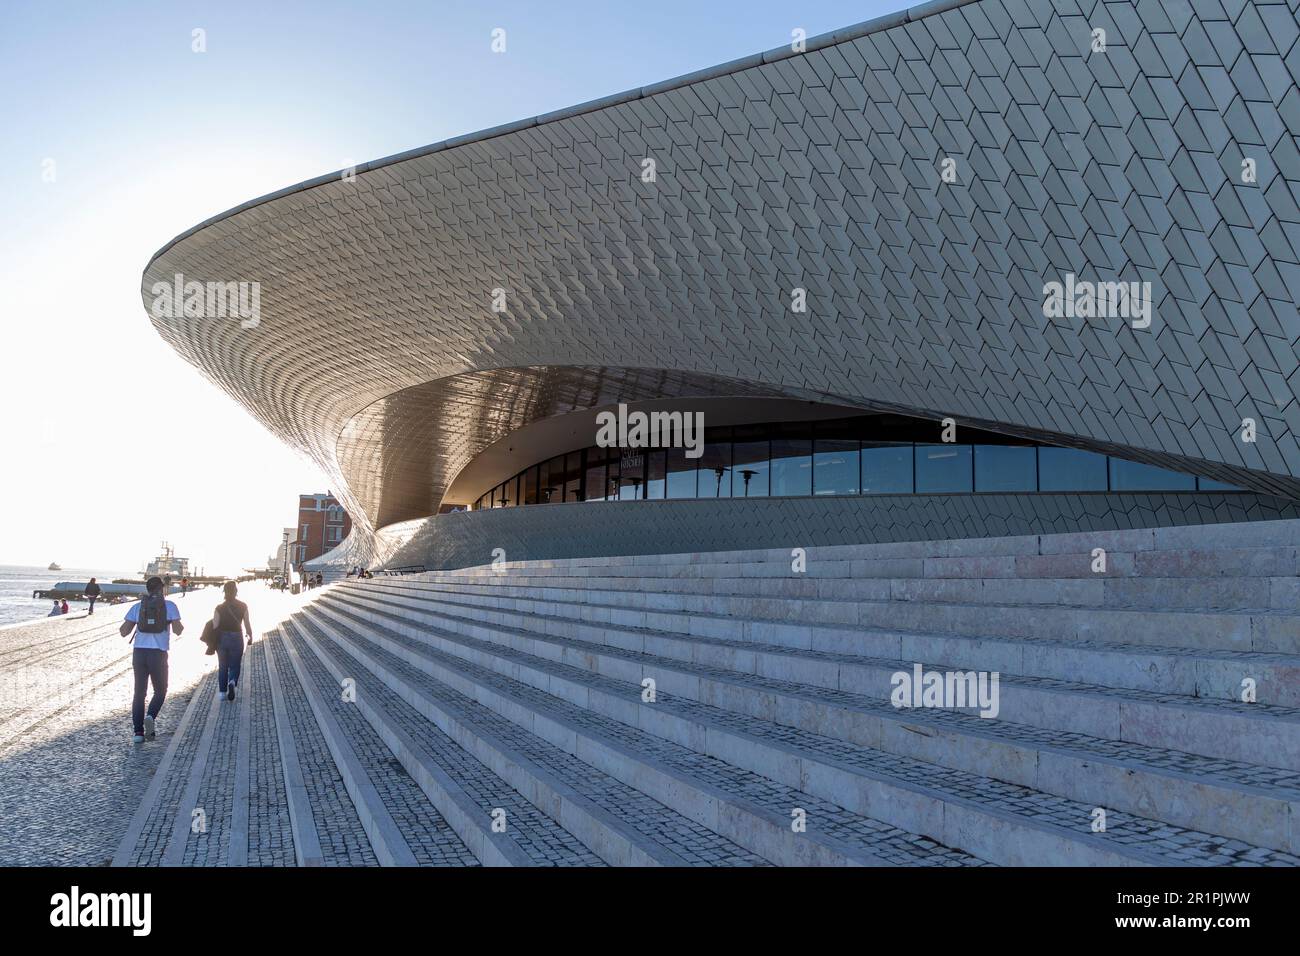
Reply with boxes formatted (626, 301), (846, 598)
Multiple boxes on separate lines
(47, 562), (61, 571)
(142, 542), (190, 580)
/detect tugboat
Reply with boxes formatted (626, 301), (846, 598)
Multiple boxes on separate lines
(47, 562), (61, 571)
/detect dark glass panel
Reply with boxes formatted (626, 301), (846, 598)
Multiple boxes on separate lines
(915, 444), (973, 493)
(861, 442), (913, 494)
(666, 445), (697, 499)
(1109, 458), (1195, 491)
(698, 428), (732, 499)
(1197, 476), (1242, 492)
(813, 439), (859, 495)
(616, 449), (646, 500)
(522, 466), (539, 505)
(731, 429), (769, 498)
(645, 449), (667, 499)
(563, 451), (584, 502)
(974, 445), (1037, 492)
(770, 424), (813, 497)
(1038, 447), (1108, 491)
(584, 447), (611, 501)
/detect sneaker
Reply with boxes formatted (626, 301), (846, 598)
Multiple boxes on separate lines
(227, 682), (236, 702)
(143, 715), (156, 741)
(132, 734), (145, 745)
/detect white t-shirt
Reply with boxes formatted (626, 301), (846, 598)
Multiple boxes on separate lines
(125, 600), (181, 651)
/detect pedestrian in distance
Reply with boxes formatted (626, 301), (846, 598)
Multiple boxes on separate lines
(60, 599), (69, 614)
(212, 581), (253, 701)
(180, 576), (189, 597)
(120, 576), (183, 744)
(48, 600), (61, 617)
(315, 572), (323, 588)
(84, 577), (102, 614)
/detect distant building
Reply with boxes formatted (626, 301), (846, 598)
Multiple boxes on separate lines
(268, 527), (298, 574)
(295, 493), (352, 566)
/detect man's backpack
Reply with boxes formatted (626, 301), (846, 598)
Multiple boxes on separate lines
(136, 594), (169, 634)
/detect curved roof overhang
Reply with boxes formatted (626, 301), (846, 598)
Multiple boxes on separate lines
(142, 0), (1300, 541)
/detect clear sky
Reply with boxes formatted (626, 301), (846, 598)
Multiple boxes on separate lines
(0, 0), (894, 575)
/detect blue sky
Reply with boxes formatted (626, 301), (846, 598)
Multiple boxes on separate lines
(0, 0), (896, 572)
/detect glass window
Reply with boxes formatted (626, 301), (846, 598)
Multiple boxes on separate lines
(698, 429), (732, 498)
(1197, 476), (1242, 492)
(770, 424), (813, 497)
(813, 439), (859, 495)
(1038, 447), (1108, 491)
(584, 447), (611, 501)
(547, 456), (567, 502)
(666, 446), (697, 498)
(603, 453), (621, 502)
(916, 444), (973, 493)
(645, 449), (667, 499)
(1109, 457), (1195, 491)
(617, 450), (645, 500)
(537, 459), (554, 504)
(975, 445), (1037, 492)
(861, 442), (913, 494)
(732, 430), (769, 498)
(522, 466), (539, 505)
(563, 451), (584, 502)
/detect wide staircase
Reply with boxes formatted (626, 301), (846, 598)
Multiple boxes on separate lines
(114, 520), (1300, 866)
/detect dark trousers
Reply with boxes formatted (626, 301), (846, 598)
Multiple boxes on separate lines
(87, 596), (97, 614)
(131, 648), (168, 734)
(217, 632), (244, 691)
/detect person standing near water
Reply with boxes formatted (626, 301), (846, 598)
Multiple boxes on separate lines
(212, 581), (253, 701)
(120, 576), (183, 743)
(84, 578), (102, 614)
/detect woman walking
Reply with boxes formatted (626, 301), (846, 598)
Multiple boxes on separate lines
(212, 581), (253, 700)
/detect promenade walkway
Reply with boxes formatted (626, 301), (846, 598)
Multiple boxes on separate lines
(0, 583), (312, 866)
(4, 521), (1300, 867)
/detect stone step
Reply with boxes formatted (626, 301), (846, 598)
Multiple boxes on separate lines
(376, 578), (1300, 655)
(408, 572), (1298, 614)
(305, 601), (1300, 867)
(111, 674), (219, 867)
(276, 623), (481, 867)
(243, 644), (300, 865)
(287, 615), (603, 866)
(427, 545), (1300, 582)
(327, 588), (1300, 852)
(348, 580), (1300, 710)
(296, 613), (776, 866)
(262, 629), (380, 866)
(303, 603), (993, 866)
(444, 520), (1300, 572)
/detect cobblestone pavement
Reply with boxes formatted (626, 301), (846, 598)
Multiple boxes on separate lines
(295, 617), (603, 866)
(0, 586), (311, 866)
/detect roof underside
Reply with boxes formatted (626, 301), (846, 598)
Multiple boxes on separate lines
(144, 0), (1300, 542)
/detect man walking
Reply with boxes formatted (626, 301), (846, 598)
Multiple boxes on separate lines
(84, 577), (102, 614)
(119, 576), (184, 744)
